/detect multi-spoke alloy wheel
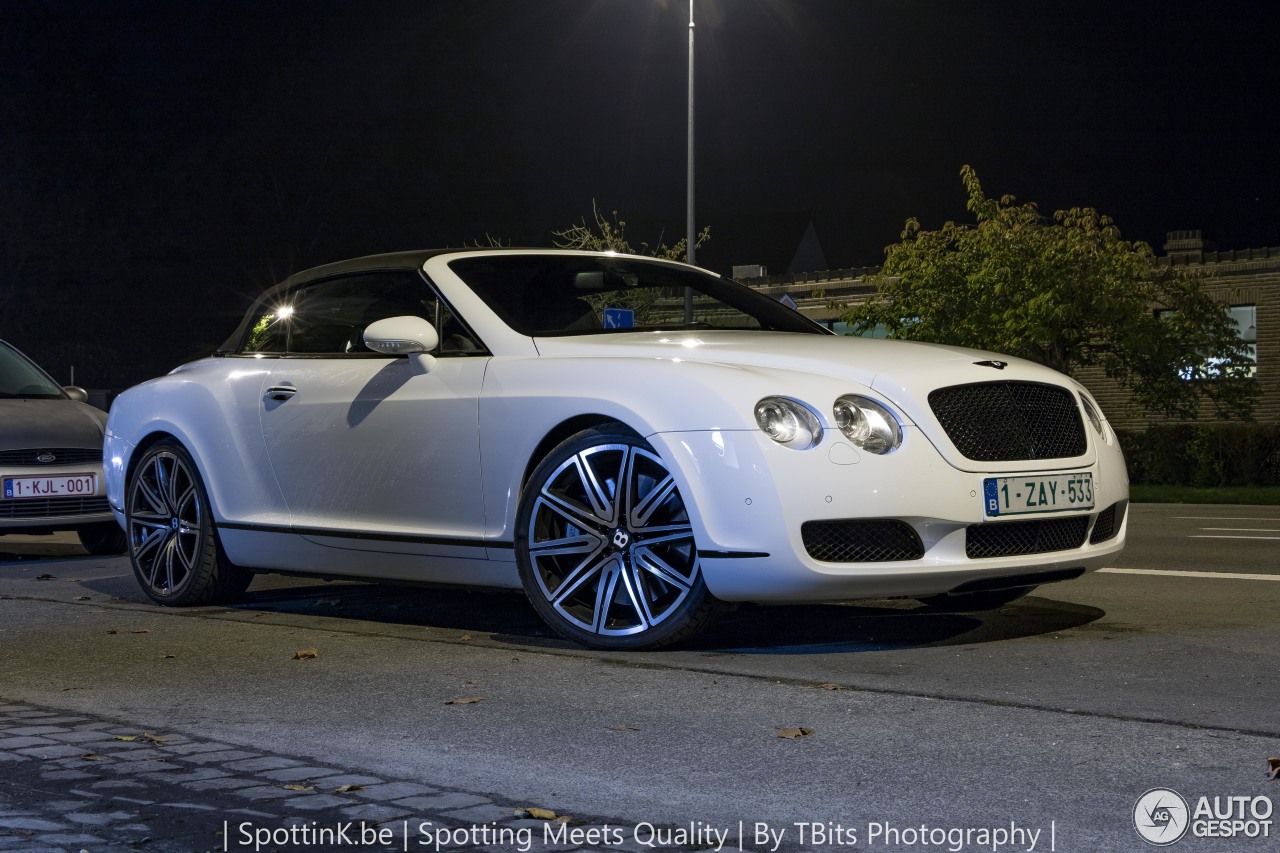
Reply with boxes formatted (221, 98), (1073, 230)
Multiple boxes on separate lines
(515, 427), (722, 649)
(125, 440), (251, 606)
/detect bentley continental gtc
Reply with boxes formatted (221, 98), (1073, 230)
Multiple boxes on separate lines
(104, 250), (1128, 649)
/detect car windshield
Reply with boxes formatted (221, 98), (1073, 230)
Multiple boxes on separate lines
(0, 341), (65, 399)
(447, 255), (829, 336)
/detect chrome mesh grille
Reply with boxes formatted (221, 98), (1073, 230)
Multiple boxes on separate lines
(801, 519), (924, 562)
(928, 381), (1086, 461)
(0, 448), (102, 466)
(0, 496), (110, 519)
(966, 516), (1089, 559)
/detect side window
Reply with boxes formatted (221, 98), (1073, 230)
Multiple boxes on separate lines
(241, 273), (433, 355)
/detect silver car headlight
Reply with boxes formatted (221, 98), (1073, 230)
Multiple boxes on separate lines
(1078, 392), (1112, 444)
(833, 395), (902, 454)
(1080, 393), (1104, 433)
(754, 396), (823, 450)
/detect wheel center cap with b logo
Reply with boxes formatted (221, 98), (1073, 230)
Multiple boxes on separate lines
(612, 529), (631, 549)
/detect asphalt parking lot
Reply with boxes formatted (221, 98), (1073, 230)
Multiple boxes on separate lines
(2, 504), (1278, 852)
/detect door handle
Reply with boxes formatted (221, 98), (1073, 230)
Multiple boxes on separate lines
(264, 385), (297, 401)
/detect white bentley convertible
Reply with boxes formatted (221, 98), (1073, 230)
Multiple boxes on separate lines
(105, 249), (1127, 649)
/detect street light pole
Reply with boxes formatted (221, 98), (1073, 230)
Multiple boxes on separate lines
(686, 0), (695, 266)
(684, 0), (696, 321)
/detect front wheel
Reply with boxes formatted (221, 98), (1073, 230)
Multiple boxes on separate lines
(515, 427), (723, 650)
(125, 440), (252, 606)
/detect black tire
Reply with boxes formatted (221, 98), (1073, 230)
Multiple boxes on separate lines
(515, 426), (724, 650)
(77, 522), (127, 555)
(124, 440), (252, 606)
(915, 586), (1034, 612)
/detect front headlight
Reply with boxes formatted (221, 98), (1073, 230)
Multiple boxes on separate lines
(1078, 392), (1112, 444)
(833, 395), (902, 454)
(1080, 393), (1103, 433)
(754, 396), (823, 450)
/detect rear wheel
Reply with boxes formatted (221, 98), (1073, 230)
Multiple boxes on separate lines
(916, 586), (1034, 612)
(515, 427), (723, 650)
(125, 440), (252, 606)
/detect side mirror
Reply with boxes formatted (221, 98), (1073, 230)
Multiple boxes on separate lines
(364, 316), (439, 354)
(63, 385), (89, 403)
(363, 315), (439, 374)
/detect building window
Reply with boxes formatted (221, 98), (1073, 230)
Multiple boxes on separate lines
(1157, 304), (1256, 380)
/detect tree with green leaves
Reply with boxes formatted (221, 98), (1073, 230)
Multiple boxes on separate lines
(840, 166), (1256, 419)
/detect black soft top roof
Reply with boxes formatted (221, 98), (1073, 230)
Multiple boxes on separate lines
(218, 249), (464, 353)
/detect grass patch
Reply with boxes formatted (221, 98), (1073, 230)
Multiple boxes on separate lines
(1130, 485), (1280, 505)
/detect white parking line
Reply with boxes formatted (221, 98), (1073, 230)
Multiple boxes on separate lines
(1188, 535), (1280, 541)
(1099, 568), (1280, 581)
(1199, 527), (1280, 532)
(1171, 516), (1280, 522)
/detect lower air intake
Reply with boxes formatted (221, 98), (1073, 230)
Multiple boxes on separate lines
(1089, 501), (1128, 544)
(801, 519), (924, 563)
(966, 516), (1089, 559)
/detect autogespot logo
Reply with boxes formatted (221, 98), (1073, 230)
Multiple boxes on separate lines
(1135, 788), (1190, 845)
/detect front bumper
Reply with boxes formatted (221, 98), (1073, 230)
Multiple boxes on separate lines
(650, 427), (1127, 602)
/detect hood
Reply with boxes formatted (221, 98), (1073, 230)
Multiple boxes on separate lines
(533, 331), (1093, 472)
(0, 397), (107, 452)
(532, 331), (1065, 394)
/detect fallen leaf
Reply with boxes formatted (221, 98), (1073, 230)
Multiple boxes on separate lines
(608, 724), (640, 732)
(776, 726), (815, 740)
(552, 815), (578, 826)
(293, 648), (318, 660)
(515, 807), (558, 820)
(162, 654), (176, 659)
(459, 634), (473, 641)
(36, 574), (55, 580)
(113, 735), (139, 742)
(445, 696), (487, 705)
(74, 596), (91, 601)
(130, 629), (151, 634)
(1268, 757), (1280, 780)
(817, 683), (846, 691)
(105, 630), (118, 635)
(139, 732), (171, 745)
(283, 784), (315, 792)
(81, 753), (104, 761)
(335, 784), (365, 793)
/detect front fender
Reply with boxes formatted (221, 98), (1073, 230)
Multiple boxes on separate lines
(478, 356), (882, 543)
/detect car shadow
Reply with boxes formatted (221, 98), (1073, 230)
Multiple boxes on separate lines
(684, 597), (1105, 654)
(193, 578), (1105, 656)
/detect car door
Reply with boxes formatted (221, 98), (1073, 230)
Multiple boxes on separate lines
(253, 271), (490, 554)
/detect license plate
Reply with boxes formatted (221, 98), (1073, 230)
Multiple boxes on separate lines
(983, 472), (1093, 517)
(3, 473), (98, 500)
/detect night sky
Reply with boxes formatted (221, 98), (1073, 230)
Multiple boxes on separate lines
(3, 0), (1278, 387)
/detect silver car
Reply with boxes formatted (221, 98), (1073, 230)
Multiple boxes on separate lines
(0, 338), (124, 555)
